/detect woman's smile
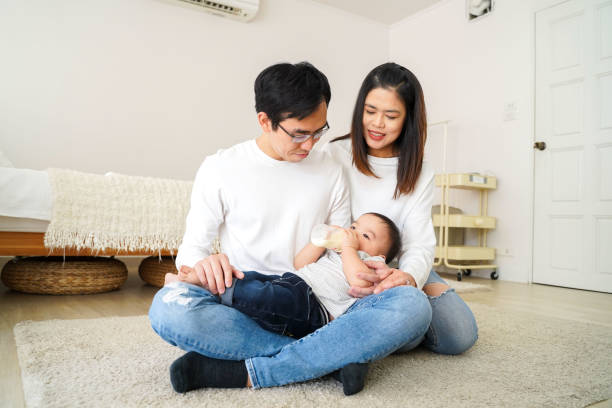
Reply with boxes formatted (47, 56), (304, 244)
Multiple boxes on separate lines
(367, 129), (386, 142)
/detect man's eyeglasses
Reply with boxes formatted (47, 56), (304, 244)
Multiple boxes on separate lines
(277, 122), (330, 143)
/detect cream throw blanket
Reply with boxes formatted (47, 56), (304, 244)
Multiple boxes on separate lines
(44, 168), (193, 253)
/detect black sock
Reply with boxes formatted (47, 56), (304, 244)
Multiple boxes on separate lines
(169, 351), (248, 393)
(332, 362), (369, 396)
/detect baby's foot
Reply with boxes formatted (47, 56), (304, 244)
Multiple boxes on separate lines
(164, 272), (180, 285)
(178, 270), (201, 285)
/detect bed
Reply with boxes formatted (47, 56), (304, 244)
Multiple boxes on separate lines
(0, 168), (177, 257)
(0, 166), (188, 293)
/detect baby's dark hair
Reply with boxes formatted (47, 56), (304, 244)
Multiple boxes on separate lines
(366, 212), (401, 263)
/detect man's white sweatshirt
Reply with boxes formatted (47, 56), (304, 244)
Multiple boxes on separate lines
(176, 140), (351, 275)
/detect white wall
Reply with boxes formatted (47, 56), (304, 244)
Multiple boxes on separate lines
(0, 0), (388, 180)
(1, 0), (550, 283)
(390, 0), (541, 283)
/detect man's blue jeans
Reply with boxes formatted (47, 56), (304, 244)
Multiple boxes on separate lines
(149, 281), (432, 388)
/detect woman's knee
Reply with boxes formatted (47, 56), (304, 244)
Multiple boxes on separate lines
(423, 282), (450, 297)
(426, 289), (478, 355)
(432, 323), (478, 355)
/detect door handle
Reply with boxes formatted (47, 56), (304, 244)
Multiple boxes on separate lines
(534, 141), (546, 151)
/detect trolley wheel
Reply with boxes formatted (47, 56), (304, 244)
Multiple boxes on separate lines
(456, 272), (462, 281)
(490, 270), (499, 280)
(463, 269), (472, 276)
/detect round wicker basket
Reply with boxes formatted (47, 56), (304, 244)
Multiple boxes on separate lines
(1, 256), (128, 295)
(138, 256), (177, 287)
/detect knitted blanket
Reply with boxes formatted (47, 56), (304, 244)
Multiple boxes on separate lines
(44, 169), (193, 253)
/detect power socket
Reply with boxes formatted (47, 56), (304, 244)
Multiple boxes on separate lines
(498, 248), (512, 257)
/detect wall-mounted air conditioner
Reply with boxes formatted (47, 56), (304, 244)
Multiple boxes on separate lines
(176, 0), (259, 22)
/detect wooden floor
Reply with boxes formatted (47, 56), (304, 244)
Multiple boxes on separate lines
(1, 257), (611, 408)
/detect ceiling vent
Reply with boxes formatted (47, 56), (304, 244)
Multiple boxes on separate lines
(467, 0), (493, 21)
(176, 0), (259, 22)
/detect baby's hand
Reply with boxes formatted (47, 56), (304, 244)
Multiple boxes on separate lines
(342, 227), (360, 251)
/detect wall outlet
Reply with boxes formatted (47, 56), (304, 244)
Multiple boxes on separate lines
(503, 101), (518, 121)
(498, 248), (512, 257)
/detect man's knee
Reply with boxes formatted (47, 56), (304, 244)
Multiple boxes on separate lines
(148, 283), (215, 332)
(383, 286), (432, 336)
(389, 285), (431, 309)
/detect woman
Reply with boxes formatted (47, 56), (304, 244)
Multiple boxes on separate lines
(325, 62), (478, 355)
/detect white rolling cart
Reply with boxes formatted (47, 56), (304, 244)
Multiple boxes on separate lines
(430, 121), (498, 281)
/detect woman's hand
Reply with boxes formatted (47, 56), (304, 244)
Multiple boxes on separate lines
(348, 260), (416, 298)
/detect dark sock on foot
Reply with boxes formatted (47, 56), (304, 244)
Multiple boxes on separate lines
(169, 351), (247, 393)
(332, 362), (369, 396)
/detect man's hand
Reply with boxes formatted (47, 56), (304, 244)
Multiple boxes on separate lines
(187, 253), (244, 295)
(348, 260), (416, 298)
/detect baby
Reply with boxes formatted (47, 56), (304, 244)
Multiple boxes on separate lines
(166, 212), (401, 339)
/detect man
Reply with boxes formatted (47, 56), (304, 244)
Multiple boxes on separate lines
(148, 62), (431, 395)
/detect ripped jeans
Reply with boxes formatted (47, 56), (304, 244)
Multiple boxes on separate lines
(396, 270), (478, 355)
(149, 282), (432, 389)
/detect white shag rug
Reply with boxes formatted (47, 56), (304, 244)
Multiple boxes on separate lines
(14, 303), (611, 408)
(45, 168), (192, 252)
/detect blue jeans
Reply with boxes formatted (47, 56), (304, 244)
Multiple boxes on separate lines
(221, 272), (327, 339)
(149, 281), (432, 388)
(396, 270), (479, 355)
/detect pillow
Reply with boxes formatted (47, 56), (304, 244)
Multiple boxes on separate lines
(0, 168), (52, 220)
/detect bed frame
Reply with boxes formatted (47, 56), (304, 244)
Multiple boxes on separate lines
(0, 232), (174, 256)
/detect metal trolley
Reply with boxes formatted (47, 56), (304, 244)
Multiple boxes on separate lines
(429, 120), (498, 281)
(433, 173), (498, 281)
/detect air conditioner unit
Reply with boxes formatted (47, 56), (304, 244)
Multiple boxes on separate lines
(176, 0), (259, 22)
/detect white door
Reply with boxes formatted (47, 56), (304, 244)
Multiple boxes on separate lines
(534, 0), (612, 292)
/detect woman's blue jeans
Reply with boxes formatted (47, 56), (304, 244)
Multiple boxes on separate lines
(396, 270), (479, 355)
(149, 281), (432, 388)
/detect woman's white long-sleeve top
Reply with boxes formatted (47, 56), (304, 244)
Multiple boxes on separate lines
(324, 138), (435, 289)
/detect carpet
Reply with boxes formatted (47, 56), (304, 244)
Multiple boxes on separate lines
(445, 278), (491, 293)
(14, 303), (611, 408)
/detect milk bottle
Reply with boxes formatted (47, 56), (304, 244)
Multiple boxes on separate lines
(310, 224), (345, 251)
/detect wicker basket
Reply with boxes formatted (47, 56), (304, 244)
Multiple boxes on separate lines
(1, 256), (128, 295)
(138, 256), (177, 287)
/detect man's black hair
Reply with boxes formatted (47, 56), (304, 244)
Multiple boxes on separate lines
(254, 62), (331, 130)
(366, 212), (402, 262)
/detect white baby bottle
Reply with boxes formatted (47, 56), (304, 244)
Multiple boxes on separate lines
(310, 224), (346, 250)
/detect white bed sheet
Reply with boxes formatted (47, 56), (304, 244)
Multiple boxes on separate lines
(0, 216), (49, 232)
(0, 167), (52, 231)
